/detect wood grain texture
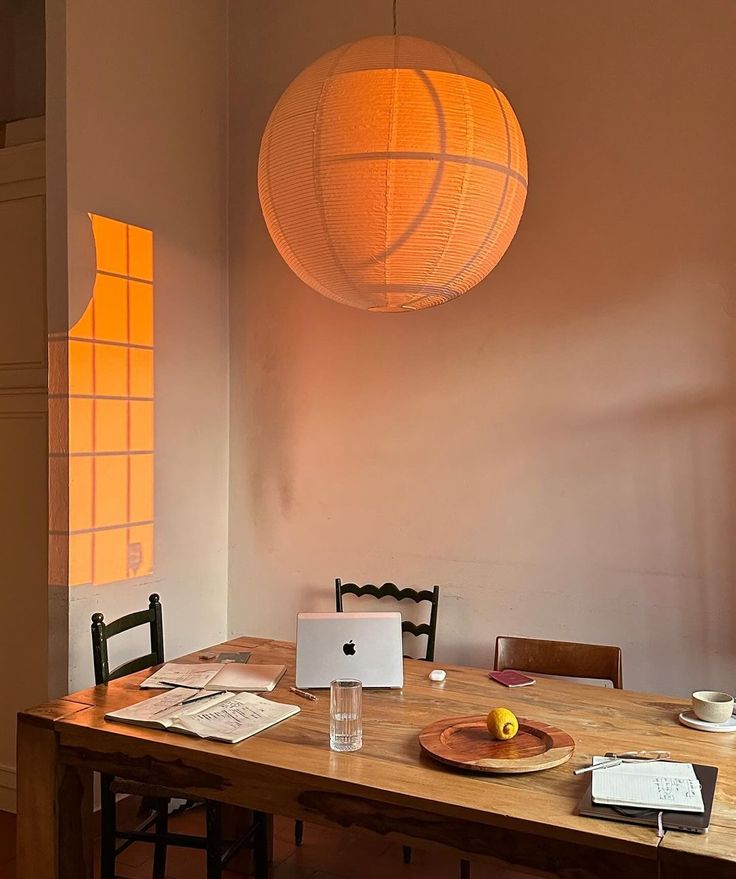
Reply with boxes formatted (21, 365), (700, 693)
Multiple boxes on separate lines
(419, 715), (575, 773)
(660, 814), (736, 878)
(56, 640), (658, 873)
(659, 844), (736, 879)
(17, 702), (94, 879)
(18, 636), (736, 879)
(58, 762), (94, 879)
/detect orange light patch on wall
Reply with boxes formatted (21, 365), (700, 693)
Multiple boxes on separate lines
(258, 35), (528, 312)
(62, 214), (154, 586)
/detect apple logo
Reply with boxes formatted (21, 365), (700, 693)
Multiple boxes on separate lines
(342, 640), (356, 656)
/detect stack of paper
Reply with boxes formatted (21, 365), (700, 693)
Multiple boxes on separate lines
(141, 663), (287, 692)
(591, 758), (704, 813)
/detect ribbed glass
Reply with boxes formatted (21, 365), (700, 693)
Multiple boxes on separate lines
(330, 679), (362, 752)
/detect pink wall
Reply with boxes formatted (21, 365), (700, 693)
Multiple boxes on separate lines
(227, 0), (736, 695)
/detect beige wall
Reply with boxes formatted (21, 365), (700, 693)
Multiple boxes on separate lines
(49, 0), (230, 691)
(0, 141), (48, 811)
(227, 0), (736, 696)
(0, 0), (45, 124)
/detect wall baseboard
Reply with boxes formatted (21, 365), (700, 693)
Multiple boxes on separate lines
(0, 763), (16, 813)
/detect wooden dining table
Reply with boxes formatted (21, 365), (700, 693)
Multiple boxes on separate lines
(16, 636), (736, 878)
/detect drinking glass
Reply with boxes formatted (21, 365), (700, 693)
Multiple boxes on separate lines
(330, 679), (362, 751)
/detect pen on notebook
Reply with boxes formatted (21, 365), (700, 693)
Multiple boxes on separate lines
(573, 758), (623, 775)
(158, 681), (201, 689)
(289, 686), (318, 702)
(181, 691), (218, 706)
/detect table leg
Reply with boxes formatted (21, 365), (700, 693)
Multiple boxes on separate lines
(220, 806), (274, 874)
(17, 709), (94, 879)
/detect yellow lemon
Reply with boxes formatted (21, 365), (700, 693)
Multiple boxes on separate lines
(486, 707), (519, 740)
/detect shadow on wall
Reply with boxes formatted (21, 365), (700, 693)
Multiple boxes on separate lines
(230, 0), (736, 693)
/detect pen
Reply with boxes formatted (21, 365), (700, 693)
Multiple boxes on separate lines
(573, 758), (623, 776)
(182, 691), (218, 706)
(289, 686), (318, 702)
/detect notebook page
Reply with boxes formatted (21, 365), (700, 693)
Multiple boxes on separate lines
(141, 663), (222, 689)
(172, 692), (300, 743)
(591, 759), (704, 813)
(106, 688), (230, 725)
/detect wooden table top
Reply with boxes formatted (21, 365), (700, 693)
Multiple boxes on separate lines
(53, 636), (736, 872)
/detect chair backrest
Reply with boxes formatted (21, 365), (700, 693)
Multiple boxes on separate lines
(335, 578), (440, 661)
(91, 593), (165, 685)
(493, 635), (623, 689)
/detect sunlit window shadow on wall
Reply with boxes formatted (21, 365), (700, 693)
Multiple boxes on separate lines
(50, 215), (154, 587)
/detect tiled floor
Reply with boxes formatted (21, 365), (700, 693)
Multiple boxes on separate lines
(0, 805), (534, 878)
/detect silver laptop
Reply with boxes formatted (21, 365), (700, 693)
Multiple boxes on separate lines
(296, 612), (404, 688)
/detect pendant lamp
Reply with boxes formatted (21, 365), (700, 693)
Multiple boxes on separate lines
(258, 35), (527, 312)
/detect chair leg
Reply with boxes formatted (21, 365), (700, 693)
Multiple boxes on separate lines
(253, 810), (270, 879)
(99, 774), (117, 879)
(403, 845), (412, 864)
(152, 798), (169, 879)
(294, 818), (304, 846)
(460, 857), (471, 879)
(206, 801), (223, 879)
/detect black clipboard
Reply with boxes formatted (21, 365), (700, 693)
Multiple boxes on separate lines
(578, 763), (718, 834)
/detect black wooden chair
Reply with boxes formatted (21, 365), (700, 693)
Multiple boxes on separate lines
(335, 578), (440, 661)
(92, 593), (269, 879)
(294, 580), (463, 874)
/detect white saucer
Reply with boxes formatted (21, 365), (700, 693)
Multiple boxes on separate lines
(678, 710), (736, 733)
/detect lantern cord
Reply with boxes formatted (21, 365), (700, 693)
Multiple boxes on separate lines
(393, 0), (398, 35)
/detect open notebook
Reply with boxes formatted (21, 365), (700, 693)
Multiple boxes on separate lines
(141, 663), (287, 692)
(106, 687), (300, 743)
(591, 757), (704, 813)
(579, 762), (717, 834)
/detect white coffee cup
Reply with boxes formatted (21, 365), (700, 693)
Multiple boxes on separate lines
(691, 690), (735, 724)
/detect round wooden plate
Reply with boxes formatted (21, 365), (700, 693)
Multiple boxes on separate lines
(419, 715), (575, 774)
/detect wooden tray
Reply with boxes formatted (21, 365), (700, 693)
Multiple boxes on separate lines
(419, 715), (575, 774)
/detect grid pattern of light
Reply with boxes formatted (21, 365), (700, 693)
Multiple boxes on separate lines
(51, 214), (154, 586)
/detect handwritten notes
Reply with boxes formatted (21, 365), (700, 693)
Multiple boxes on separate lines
(591, 758), (704, 813)
(175, 692), (300, 742)
(106, 688), (231, 727)
(106, 689), (300, 743)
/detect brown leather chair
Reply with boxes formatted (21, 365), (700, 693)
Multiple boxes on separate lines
(493, 635), (623, 689)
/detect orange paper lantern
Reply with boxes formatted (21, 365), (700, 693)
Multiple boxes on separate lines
(258, 36), (528, 312)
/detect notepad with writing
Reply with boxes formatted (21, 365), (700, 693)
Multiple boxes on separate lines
(141, 663), (287, 692)
(106, 687), (300, 743)
(591, 758), (705, 813)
